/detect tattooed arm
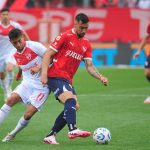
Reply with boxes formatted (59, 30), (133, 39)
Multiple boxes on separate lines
(84, 59), (108, 86)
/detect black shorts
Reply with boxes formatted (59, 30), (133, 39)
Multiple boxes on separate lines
(145, 56), (150, 68)
(47, 77), (76, 100)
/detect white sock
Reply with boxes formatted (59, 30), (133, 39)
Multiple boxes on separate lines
(0, 79), (7, 91)
(6, 72), (14, 89)
(0, 104), (11, 123)
(9, 116), (29, 136)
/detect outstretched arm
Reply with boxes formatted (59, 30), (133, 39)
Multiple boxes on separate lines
(41, 48), (56, 85)
(133, 34), (150, 59)
(84, 59), (108, 86)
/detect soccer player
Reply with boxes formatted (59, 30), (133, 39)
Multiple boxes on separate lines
(133, 23), (150, 103)
(0, 8), (29, 101)
(0, 28), (49, 142)
(41, 13), (108, 144)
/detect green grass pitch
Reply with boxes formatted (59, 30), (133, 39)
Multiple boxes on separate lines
(0, 68), (150, 150)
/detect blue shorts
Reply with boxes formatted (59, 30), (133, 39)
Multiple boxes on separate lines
(145, 56), (150, 68)
(47, 77), (76, 100)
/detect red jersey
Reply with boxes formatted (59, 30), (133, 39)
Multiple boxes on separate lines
(48, 28), (92, 84)
(147, 24), (150, 34)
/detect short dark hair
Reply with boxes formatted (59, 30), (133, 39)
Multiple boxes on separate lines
(75, 13), (89, 24)
(9, 28), (22, 40)
(1, 7), (9, 13)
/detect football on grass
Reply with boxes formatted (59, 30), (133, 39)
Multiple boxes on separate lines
(93, 127), (111, 144)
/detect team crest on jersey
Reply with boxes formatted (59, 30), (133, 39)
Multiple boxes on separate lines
(56, 36), (61, 41)
(25, 53), (32, 60)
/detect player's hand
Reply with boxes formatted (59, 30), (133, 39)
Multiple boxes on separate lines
(15, 73), (22, 81)
(133, 51), (140, 59)
(40, 74), (48, 85)
(30, 66), (40, 75)
(100, 76), (108, 86)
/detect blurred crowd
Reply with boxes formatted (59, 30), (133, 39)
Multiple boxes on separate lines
(5, 0), (150, 9)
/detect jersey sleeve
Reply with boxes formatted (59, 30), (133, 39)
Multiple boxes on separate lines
(83, 42), (92, 60)
(50, 33), (66, 52)
(31, 42), (47, 57)
(147, 24), (150, 34)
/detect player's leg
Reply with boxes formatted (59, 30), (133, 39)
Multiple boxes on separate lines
(2, 86), (49, 142)
(0, 93), (21, 124)
(44, 78), (90, 144)
(58, 92), (91, 139)
(2, 105), (38, 142)
(144, 67), (150, 103)
(5, 54), (16, 97)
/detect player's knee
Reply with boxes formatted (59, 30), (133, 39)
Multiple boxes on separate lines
(24, 112), (32, 120)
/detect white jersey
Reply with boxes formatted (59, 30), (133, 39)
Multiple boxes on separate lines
(0, 20), (23, 59)
(14, 41), (47, 86)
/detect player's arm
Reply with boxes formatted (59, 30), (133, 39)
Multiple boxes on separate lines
(133, 34), (150, 59)
(41, 48), (56, 85)
(84, 59), (108, 86)
(23, 31), (30, 41)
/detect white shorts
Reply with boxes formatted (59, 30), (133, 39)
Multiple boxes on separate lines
(13, 82), (49, 111)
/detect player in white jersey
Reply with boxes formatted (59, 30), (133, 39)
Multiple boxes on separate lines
(0, 28), (49, 142)
(0, 8), (29, 101)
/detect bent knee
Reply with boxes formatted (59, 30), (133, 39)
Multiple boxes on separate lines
(24, 112), (33, 120)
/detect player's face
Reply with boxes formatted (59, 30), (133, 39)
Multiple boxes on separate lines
(10, 36), (25, 52)
(1, 11), (9, 22)
(75, 20), (88, 38)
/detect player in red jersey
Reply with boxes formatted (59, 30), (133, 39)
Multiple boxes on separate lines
(0, 8), (29, 101)
(41, 13), (108, 144)
(133, 23), (150, 103)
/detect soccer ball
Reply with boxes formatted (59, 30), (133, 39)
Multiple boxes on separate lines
(93, 127), (111, 144)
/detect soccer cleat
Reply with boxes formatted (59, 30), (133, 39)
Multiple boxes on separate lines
(144, 96), (150, 104)
(43, 135), (59, 145)
(68, 128), (91, 139)
(2, 133), (15, 142)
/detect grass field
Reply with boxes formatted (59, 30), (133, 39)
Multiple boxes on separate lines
(0, 68), (150, 150)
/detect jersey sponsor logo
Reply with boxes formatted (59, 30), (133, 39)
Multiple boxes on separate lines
(65, 50), (83, 60)
(22, 62), (38, 72)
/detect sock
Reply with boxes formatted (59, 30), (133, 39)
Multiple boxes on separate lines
(46, 111), (67, 137)
(9, 116), (29, 136)
(0, 79), (7, 91)
(64, 98), (77, 131)
(6, 72), (14, 89)
(0, 104), (11, 123)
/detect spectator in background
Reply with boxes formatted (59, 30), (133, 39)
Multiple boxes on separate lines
(117, 0), (128, 7)
(133, 23), (150, 104)
(137, 0), (150, 9)
(95, 0), (118, 8)
(127, 0), (138, 8)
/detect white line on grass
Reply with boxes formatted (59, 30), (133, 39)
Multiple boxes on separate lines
(79, 94), (147, 97)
